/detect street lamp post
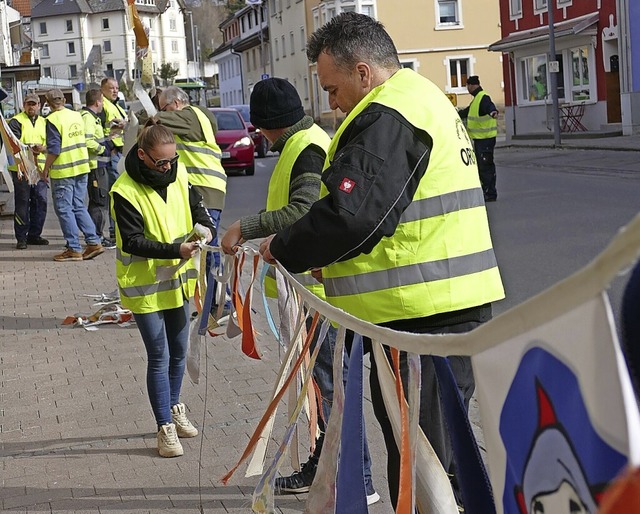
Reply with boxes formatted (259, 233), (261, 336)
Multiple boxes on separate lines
(548, 1), (562, 146)
(187, 10), (198, 79)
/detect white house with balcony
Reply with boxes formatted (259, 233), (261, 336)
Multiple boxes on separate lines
(31, 0), (189, 92)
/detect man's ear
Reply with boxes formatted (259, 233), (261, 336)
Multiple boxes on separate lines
(355, 62), (372, 89)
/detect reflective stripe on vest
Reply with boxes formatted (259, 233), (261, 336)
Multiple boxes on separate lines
(466, 90), (497, 139)
(110, 163), (196, 314)
(103, 98), (126, 147)
(175, 106), (227, 194)
(47, 109), (91, 179)
(264, 124), (331, 299)
(7, 112), (47, 171)
(321, 68), (504, 324)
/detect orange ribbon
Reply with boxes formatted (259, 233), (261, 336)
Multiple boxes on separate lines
(391, 347), (413, 513)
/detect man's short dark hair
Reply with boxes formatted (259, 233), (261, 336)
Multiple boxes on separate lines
(101, 77), (116, 87)
(306, 12), (400, 71)
(85, 89), (103, 106)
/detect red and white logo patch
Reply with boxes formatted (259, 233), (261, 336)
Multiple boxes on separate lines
(339, 177), (356, 193)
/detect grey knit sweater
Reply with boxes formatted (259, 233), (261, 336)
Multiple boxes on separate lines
(239, 115), (326, 240)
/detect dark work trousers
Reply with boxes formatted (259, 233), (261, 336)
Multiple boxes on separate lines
(87, 167), (109, 239)
(365, 318), (485, 509)
(473, 137), (497, 200)
(11, 173), (48, 242)
(107, 150), (122, 238)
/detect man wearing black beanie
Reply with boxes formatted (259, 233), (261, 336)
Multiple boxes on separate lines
(221, 77), (379, 504)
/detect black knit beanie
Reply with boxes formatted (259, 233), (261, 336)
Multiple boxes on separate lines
(250, 78), (305, 129)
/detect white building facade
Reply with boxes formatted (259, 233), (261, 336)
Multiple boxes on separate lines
(31, 0), (188, 89)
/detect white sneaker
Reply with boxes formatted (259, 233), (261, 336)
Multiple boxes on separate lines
(157, 423), (184, 457)
(171, 403), (198, 438)
(367, 491), (381, 505)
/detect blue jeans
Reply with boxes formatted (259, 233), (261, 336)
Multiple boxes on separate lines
(133, 301), (190, 427)
(311, 323), (373, 485)
(50, 174), (100, 252)
(206, 208), (231, 310)
(11, 174), (48, 241)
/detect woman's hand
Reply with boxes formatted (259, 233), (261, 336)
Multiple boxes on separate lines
(221, 221), (244, 255)
(179, 241), (199, 259)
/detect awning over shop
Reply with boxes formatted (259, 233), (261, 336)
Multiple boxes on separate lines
(489, 11), (599, 52)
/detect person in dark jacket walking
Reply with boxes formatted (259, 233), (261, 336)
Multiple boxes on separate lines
(458, 75), (499, 202)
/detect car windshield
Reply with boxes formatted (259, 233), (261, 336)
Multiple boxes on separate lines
(230, 105), (250, 122)
(214, 111), (245, 130)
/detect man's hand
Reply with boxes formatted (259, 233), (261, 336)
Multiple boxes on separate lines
(311, 268), (323, 283)
(490, 110), (498, 119)
(179, 241), (199, 259)
(259, 234), (277, 264)
(40, 168), (49, 184)
(221, 220), (244, 255)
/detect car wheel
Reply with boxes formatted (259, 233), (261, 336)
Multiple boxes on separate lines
(257, 138), (268, 158)
(245, 165), (255, 176)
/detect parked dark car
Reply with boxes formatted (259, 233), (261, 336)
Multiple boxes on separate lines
(209, 108), (255, 176)
(229, 104), (269, 158)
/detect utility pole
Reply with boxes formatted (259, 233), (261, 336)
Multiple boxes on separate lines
(187, 10), (198, 79)
(548, 1), (562, 146)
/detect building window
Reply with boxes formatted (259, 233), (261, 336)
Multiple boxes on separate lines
(148, 17), (153, 30)
(275, 39), (279, 60)
(510, 0), (522, 16)
(66, 19), (73, 32)
(520, 54), (548, 102)
(39, 22), (47, 35)
(290, 32), (295, 55)
(40, 44), (49, 58)
(303, 76), (309, 100)
(132, 39), (135, 50)
(570, 46), (591, 101)
(104, 40), (112, 53)
(169, 18), (176, 31)
(437, 0), (460, 25)
(43, 66), (51, 77)
(281, 35), (286, 58)
(67, 42), (76, 55)
(447, 57), (470, 92)
(171, 40), (178, 53)
(69, 64), (77, 78)
(360, 3), (375, 18)
(534, 0), (548, 11)
(151, 40), (156, 51)
(106, 63), (113, 73)
(300, 26), (305, 50)
(102, 18), (110, 30)
(401, 61), (416, 70)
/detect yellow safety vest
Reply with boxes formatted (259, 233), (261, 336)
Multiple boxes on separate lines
(111, 163), (197, 314)
(321, 68), (505, 324)
(466, 90), (498, 140)
(264, 124), (331, 299)
(7, 112), (46, 171)
(46, 108), (91, 179)
(81, 109), (109, 170)
(174, 106), (227, 200)
(102, 97), (126, 147)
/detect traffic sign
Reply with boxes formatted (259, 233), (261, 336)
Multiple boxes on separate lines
(445, 93), (457, 107)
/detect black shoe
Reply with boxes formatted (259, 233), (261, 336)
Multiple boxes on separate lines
(101, 238), (116, 249)
(275, 459), (317, 494)
(26, 236), (49, 245)
(16, 240), (27, 250)
(484, 195), (497, 202)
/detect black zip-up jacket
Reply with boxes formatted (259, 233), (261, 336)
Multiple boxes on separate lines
(270, 103), (433, 273)
(112, 147), (216, 260)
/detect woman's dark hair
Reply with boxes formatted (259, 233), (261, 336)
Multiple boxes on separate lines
(138, 120), (175, 153)
(306, 12), (400, 71)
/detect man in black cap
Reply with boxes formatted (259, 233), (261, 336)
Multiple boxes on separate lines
(458, 75), (499, 202)
(8, 93), (49, 249)
(220, 77), (379, 504)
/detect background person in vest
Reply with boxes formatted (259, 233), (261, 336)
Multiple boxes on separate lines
(42, 88), (104, 262)
(458, 75), (499, 202)
(259, 12), (505, 509)
(100, 77), (127, 239)
(81, 89), (114, 248)
(154, 86), (227, 310)
(8, 93), (49, 249)
(111, 122), (216, 458)
(220, 78), (379, 504)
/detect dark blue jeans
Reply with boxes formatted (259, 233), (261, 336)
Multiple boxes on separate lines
(11, 174), (48, 242)
(133, 300), (190, 427)
(311, 324), (373, 485)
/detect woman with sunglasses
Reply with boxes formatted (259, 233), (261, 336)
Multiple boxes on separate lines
(111, 121), (216, 457)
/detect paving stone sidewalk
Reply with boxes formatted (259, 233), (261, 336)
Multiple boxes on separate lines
(0, 209), (403, 513)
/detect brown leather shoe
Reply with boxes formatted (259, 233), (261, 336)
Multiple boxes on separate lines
(82, 243), (104, 260)
(54, 249), (83, 262)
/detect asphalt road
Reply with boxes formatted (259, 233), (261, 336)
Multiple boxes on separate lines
(222, 147), (640, 323)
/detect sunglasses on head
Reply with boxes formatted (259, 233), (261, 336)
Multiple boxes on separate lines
(146, 152), (179, 168)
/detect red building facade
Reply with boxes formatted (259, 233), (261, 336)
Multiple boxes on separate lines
(490, 0), (620, 138)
